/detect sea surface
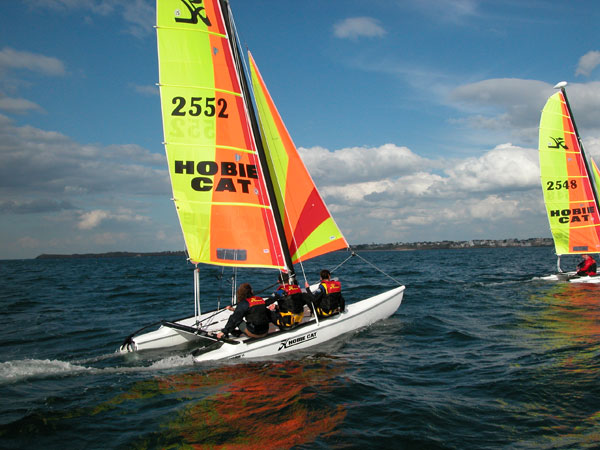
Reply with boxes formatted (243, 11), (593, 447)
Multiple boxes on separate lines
(1, 246), (600, 449)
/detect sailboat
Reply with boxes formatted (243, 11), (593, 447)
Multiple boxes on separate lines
(538, 81), (600, 283)
(117, 0), (405, 360)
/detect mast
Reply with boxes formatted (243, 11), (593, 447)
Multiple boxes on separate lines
(558, 83), (600, 215)
(220, 0), (296, 280)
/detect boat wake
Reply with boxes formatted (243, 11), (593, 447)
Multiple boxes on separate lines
(0, 359), (90, 383)
(0, 355), (196, 384)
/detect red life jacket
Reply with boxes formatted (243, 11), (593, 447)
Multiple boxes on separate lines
(277, 283), (302, 296)
(246, 295), (266, 307)
(316, 280), (342, 316)
(321, 280), (341, 294)
(243, 296), (269, 331)
(578, 257), (597, 276)
(276, 283), (304, 314)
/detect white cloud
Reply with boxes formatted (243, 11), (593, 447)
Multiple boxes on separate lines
(0, 115), (168, 198)
(333, 17), (386, 40)
(22, 0), (153, 38)
(0, 96), (44, 114)
(78, 210), (110, 229)
(0, 47), (66, 76)
(443, 144), (539, 193)
(450, 78), (550, 124)
(77, 208), (148, 230)
(449, 79), (600, 143)
(410, 0), (479, 23)
(299, 143), (430, 186)
(24, 0), (115, 14)
(305, 142), (544, 245)
(576, 51), (600, 77)
(133, 84), (159, 96)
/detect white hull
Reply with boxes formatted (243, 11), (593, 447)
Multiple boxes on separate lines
(539, 272), (600, 284)
(118, 286), (405, 361)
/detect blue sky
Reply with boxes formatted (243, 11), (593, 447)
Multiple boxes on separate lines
(1, 0), (600, 259)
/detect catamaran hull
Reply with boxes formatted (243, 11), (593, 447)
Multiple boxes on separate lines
(118, 286), (405, 358)
(193, 285), (405, 362)
(539, 272), (600, 284)
(117, 311), (232, 353)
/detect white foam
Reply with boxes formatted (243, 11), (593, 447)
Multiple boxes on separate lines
(147, 354), (195, 370)
(0, 358), (90, 383)
(0, 354), (196, 384)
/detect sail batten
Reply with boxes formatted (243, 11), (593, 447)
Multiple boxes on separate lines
(539, 88), (600, 255)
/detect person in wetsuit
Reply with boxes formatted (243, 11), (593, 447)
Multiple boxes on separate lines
(311, 269), (345, 318)
(267, 273), (307, 330)
(576, 254), (597, 276)
(216, 283), (270, 339)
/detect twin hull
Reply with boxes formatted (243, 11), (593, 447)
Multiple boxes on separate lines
(119, 286), (405, 362)
(540, 272), (600, 284)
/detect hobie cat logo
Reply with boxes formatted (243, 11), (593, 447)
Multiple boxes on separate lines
(548, 137), (568, 150)
(174, 0), (211, 26)
(278, 332), (317, 351)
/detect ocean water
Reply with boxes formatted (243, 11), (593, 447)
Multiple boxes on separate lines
(1, 246), (600, 449)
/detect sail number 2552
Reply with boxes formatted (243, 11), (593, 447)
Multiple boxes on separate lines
(171, 96), (228, 118)
(546, 180), (577, 190)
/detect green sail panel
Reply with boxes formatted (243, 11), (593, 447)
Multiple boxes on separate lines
(156, 0), (285, 268)
(592, 158), (600, 202)
(538, 90), (600, 255)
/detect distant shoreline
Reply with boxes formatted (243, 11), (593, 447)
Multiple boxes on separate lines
(35, 238), (553, 259)
(352, 237), (553, 252)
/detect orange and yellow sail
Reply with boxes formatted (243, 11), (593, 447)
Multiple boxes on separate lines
(156, 0), (347, 269)
(249, 53), (348, 263)
(538, 89), (600, 255)
(156, 0), (284, 267)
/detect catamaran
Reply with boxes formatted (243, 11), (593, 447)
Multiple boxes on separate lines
(538, 81), (600, 284)
(117, 0), (405, 361)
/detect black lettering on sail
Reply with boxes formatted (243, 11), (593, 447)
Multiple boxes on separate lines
(175, 0), (212, 26)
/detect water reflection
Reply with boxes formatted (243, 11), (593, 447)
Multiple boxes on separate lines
(102, 358), (347, 449)
(534, 282), (600, 348)
(510, 282), (600, 447)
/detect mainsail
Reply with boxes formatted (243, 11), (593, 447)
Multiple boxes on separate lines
(248, 53), (348, 264)
(538, 86), (600, 255)
(157, 0), (347, 271)
(156, 0), (285, 268)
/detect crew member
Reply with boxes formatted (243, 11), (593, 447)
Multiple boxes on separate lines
(311, 269), (345, 318)
(268, 273), (307, 329)
(576, 254), (597, 276)
(216, 283), (270, 339)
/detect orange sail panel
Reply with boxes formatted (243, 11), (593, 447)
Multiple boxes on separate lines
(156, 0), (285, 268)
(248, 53), (348, 264)
(538, 90), (600, 254)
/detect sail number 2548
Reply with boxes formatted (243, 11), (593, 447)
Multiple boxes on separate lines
(171, 96), (228, 118)
(546, 180), (577, 190)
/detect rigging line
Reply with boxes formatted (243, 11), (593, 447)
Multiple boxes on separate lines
(352, 251), (404, 286)
(255, 280), (280, 296)
(297, 258), (309, 288)
(328, 251), (356, 274)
